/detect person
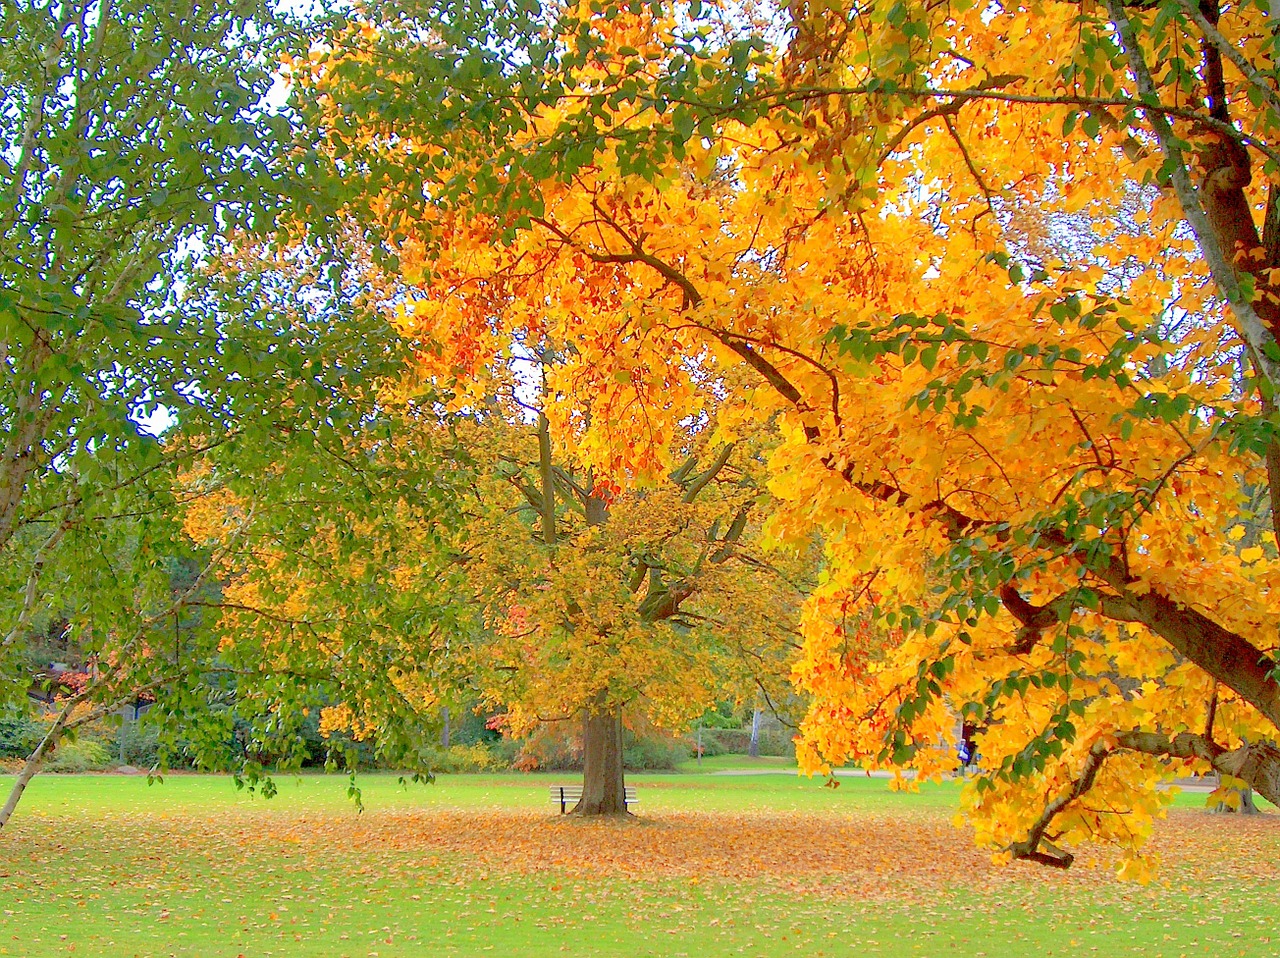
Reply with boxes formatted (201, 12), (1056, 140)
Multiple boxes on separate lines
(957, 721), (979, 771)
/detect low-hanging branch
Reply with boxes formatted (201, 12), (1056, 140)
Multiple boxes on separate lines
(1008, 730), (1280, 867)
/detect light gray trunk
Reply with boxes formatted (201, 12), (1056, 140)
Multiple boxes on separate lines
(1211, 772), (1261, 814)
(0, 700), (73, 829)
(749, 707), (762, 758)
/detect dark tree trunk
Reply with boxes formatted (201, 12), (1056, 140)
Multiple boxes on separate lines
(1210, 772), (1262, 815)
(573, 704), (628, 816)
(441, 706), (450, 749)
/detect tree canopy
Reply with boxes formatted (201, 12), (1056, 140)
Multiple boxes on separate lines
(8, 0), (1280, 875)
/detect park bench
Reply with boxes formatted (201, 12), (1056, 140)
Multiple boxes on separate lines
(549, 784), (638, 814)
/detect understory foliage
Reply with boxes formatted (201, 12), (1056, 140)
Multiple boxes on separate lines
(296, 0), (1280, 873)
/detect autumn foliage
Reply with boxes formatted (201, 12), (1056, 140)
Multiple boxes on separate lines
(283, 0), (1280, 872)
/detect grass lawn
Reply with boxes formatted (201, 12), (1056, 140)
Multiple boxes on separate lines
(1, 770), (1277, 958)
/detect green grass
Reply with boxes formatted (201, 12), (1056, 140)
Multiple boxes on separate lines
(6, 763), (1255, 816)
(1, 771), (1277, 958)
(673, 753), (798, 772)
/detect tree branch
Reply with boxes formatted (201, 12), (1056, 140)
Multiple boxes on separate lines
(1104, 0), (1280, 388)
(998, 585), (1078, 655)
(681, 443), (736, 503)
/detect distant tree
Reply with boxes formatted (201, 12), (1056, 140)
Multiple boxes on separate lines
(434, 399), (806, 815)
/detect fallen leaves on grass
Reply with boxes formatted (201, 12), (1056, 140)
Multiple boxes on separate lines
(14, 800), (1276, 901)
(2, 800), (1278, 958)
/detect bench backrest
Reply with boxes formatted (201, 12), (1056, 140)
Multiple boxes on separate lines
(549, 784), (637, 811)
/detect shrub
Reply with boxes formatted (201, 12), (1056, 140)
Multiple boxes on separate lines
(46, 739), (112, 773)
(623, 735), (689, 770)
(706, 728), (752, 754)
(686, 730), (725, 759)
(701, 728), (796, 758)
(0, 712), (43, 759)
(493, 725), (692, 771)
(697, 704), (743, 730)
(416, 743), (502, 773)
(446, 706), (503, 747)
(757, 729), (797, 758)
(117, 721), (162, 768)
(513, 733), (581, 771)
(488, 735), (525, 768)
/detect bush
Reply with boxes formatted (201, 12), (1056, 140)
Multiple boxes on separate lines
(705, 728), (752, 754)
(74, 715), (125, 754)
(415, 743), (501, 773)
(488, 735), (524, 768)
(446, 706), (503, 747)
(700, 728), (796, 758)
(117, 720), (162, 768)
(623, 735), (689, 770)
(492, 725), (692, 771)
(757, 729), (797, 758)
(0, 712), (43, 759)
(46, 739), (112, 773)
(512, 733), (581, 771)
(686, 730), (725, 758)
(697, 704), (743, 730)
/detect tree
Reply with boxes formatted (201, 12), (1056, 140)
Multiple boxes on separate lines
(308, 0), (1280, 872)
(0, 0), (415, 826)
(170, 392), (474, 788)
(449, 405), (803, 814)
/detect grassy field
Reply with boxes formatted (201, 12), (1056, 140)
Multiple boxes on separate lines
(1, 767), (1277, 958)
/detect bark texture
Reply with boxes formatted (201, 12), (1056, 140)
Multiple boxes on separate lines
(573, 703), (628, 816)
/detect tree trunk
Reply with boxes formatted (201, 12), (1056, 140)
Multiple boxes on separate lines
(0, 699), (72, 830)
(749, 707), (762, 758)
(440, 706), (451, 749)
(1210, 772), (1262, 814)
(573, 704), (628, 816)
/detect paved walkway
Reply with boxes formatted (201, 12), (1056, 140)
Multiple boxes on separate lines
(710, 767), (1222, 792)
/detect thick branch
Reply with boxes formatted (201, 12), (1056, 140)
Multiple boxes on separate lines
(1177, 0), (1280, 121)
(709, 505), (751, 563)
(537, 410), (557, 547)
(1115, 730), (1280, 809)
(681, 443), (735, 503)
(1008, 730), (1280, 868)
(1097, 589), (1280, 728)
(1007, 740), (1111, 867)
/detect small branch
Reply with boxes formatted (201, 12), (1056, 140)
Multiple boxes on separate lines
(1204, 680), (1219, 740)
(681, 443), (736, 503)
(1175, 0), (1280, 120)
(998, 585), (1077, 655)
(942, 113), (996, 222)
(2, 504), (76, 649)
